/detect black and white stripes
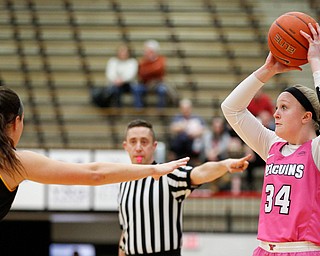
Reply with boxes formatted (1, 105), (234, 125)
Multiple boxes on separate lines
(118, 166), (194, 255)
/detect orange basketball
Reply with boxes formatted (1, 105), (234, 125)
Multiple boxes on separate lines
(267, 12), (317, 67)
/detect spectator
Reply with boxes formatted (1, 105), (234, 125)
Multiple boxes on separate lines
(132, 40), (168, 108)
(106, 44), (138, 107)
(169, 98), (206, 166)
(245, 88), (275, 190)
(248, 88), (275, 130)
(204, 116), (233, 161)
(203, 116), (244, 193)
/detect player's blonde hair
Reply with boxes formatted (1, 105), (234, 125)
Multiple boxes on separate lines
(292, 84), (320, 134)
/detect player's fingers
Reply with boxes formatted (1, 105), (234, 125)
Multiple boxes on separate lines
(317, 23), (320, 34)
(300, 30), (311, 41)
(242, 154), (252, 162)
(301, 29), (317, 46)
(315, 23), (320, 35)
(308, 23), (317, 34)
(308, 23), (319, 42)
(179, 157), (190, 165)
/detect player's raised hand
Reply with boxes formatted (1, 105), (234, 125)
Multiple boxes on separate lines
(301, 23), (320, 71)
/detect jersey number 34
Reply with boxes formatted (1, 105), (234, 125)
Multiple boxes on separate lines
(264, 184), (291, 215)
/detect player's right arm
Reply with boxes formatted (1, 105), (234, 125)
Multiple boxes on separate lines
(221, 71), (277, 161)
(301, 23), (320, 170)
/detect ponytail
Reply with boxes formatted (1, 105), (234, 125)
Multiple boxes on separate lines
(0, 87), (23, 176)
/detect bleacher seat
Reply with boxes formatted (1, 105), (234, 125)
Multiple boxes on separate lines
(1, 0), (313, 151)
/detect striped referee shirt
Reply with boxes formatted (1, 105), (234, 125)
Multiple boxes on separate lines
(118, 164), (196, 255)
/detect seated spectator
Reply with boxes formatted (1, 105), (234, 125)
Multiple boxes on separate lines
(106, 44), (138, 107)
(168, 98), (206, 166)
(203, 116), (233, 161)
(203, 116), (244, 193)
(248, 88), (275, 130)
(132, 40), (168, 108)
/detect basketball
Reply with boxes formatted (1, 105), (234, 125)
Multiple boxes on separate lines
(267, 12), (317, 67)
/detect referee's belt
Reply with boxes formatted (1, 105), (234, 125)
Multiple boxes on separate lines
(127, 248), (181, 256)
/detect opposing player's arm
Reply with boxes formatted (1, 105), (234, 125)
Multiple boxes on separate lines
(16, 150), (189, 185)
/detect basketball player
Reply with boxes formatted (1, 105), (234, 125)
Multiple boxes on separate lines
(0, 86), (189, 221)
(118, 119), (251, 256)
(221, 22), (320, 255)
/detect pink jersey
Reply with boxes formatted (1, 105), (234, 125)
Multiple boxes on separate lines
(258, 140), (320, 245)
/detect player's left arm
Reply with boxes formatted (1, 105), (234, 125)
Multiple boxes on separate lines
(301, 23), (320, 100)
(301, 23), (320, 171)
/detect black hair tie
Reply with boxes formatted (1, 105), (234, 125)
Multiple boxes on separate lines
(284, 87), (318, 123)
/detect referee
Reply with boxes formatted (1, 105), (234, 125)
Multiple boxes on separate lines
(118, 119), (251, 256)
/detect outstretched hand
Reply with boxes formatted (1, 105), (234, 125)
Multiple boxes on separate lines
(265, 51), (303, 74)
(227, 154), (252, 173)
(254, 52), (301, 83)
(152, 157), (190, 180)
(300, 22), (320, 72)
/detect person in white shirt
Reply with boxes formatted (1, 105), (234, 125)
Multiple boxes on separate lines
(106, 45), (138, 107)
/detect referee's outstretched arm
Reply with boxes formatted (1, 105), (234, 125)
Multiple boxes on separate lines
(190, 154), (251, 185)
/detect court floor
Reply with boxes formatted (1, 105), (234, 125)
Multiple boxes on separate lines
(182, 232), (258, 256)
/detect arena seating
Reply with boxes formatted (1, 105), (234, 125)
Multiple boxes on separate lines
(0, 0), (316, 152)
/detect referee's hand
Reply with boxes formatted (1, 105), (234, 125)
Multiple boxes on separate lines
(227, 154), (251, 173)
(152, 157), (190, 180)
